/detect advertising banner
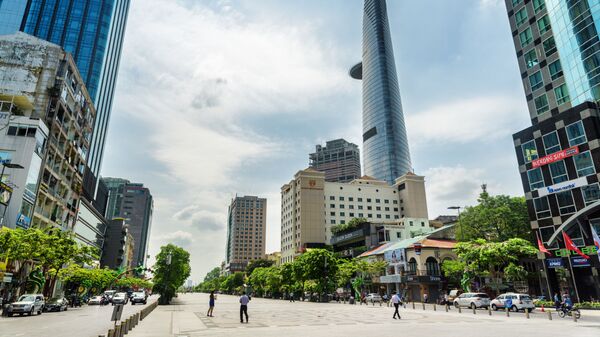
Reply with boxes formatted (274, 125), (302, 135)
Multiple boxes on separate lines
(537, 177), (588, 197)
(384, 248), (406, 265)
(532, 146), (579, 168)
(571, 256), (591, 267)
(546, 258), (564, 268)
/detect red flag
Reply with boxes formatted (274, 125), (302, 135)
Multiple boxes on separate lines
(536, 232), (550, 255)
(562, 231), (589, 259)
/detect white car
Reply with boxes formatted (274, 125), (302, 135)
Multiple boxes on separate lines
(88, 296), (104, 305)
(453, 292), (490, 309)
(490, 293), (535, 312)
(111, 292), (129, 305)
(5, 294), (45, 317)
(366, 293), (382, 303)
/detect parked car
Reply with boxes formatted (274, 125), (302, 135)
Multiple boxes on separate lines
(5, 294), (45, 317)
(448, 289), (462, 302)
(366, 293), (382, 303)
(453, 292), (490, 309)
(88, 296), (104, 305)
(111, 292), (129, 305)
(490, 293), (535, 312)
(44, 297), (68, 312)
(104, 290), (117, 303)
(130, 291), (147, 305)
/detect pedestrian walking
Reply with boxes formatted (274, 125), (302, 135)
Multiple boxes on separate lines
(423, 293), (428, 303)
(289, 293), (295, 303)
(391, 292), (402, 319)
(239, 292), (250, 323)
(207, 291), (216, 317)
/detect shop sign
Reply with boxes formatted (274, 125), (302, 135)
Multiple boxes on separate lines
(532, 146), (579, 168)
(379, 274), (401, 283)
(571, 256), (591, 267)
(554, 245), (598, 257)
(537, 177), (588, 197)
(16, 213), (31, 228)
(546, 258), (564, 268)
(384, 248), (406, 264)
(330, 228), (364, 245)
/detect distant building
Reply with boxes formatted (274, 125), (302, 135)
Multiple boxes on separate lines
(73, 198), (107, 265)
(100, 218), (135, 270)
(265, 251), (281, 265)
(309, 139), (361, 183)
(225, 196), (267, 274)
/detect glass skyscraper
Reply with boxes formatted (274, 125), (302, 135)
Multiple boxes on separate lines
(0, 0), (130, 193)
(350, 0), (412, 185)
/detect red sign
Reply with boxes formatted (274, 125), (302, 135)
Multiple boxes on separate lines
(532, 146), (579, 168)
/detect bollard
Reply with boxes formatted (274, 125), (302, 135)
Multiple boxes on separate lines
(379, 301), (382, 307)
(573, 311), (577, 322)
(547, 311), (552, 321)
(526, 309), (530, 319)
(473, 306), (476, 315)
(372, 301), (374, 307)
(107, 330), (115, 337)
(505, 307), (510, 317)
(458, 306), (462, 313)
(114, 325), (121, 337)
(445, 304), (449, 312)
(422, 302), (425, 310)
(122, 321), (128, 335)
(412, 302), (415, 310)
(433, 304), (436, 311)
(488, 306), (492, 316)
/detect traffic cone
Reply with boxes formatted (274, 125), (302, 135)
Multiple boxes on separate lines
(541, 304), (545, 312)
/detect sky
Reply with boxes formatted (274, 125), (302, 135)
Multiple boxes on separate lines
(101, 0), (532, 282)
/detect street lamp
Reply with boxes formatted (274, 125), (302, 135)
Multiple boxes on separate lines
(447, 206), (463, 241)
(0, 162), (24, 226)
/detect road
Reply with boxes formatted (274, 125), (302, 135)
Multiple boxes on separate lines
(0, 296), (156, 337)
(127, 293), (600, 337)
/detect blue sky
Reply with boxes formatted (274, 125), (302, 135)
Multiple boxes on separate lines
(101, 0), (532, 281)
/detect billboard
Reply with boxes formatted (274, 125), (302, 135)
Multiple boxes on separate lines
(532, 146), (579, 168)
(384, 248), (406, 265)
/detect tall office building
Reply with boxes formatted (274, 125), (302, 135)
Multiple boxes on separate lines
(350, 0), (412, 185)
(507, 0), (600, 301)
(0, 0), (131, 198)
(309, 139), (361, 183)
(225, 196), (267, 274)
(102, 177), (153, 268)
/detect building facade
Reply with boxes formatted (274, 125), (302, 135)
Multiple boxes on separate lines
(280, 168), (429, 263)
(309, 139), (361, 183)
(225, 196), (267, 273)
(73, 198), (107, 264)
(506, 0), (600, 301)
(350, 0), (412, 185)
(100, 218), (135, 270)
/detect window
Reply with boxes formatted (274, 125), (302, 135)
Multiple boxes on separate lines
(358, 205), (363, 210)
(549, 160), (568, 183)
(339, 196), (344, 201)
(522, 140), (539, 163)
(582, 184), (600, 206)
(574, 151), (595, 177)
(543, 37), (556, 56)
(329, 196), (335, 200)
(533, 0), (545, 13)
(554, 84), (570, 105)
(367, 206), (372, 210)
(566, 121), (586, 146)
(349, 205), (354, 209)
(556, 191), (576, 215)
(529, 71), (543, 91)
(376, 214), (382, 219)
(350, 213), (354, 217)
(349, 197), (353, 202)
(367, 198), (372, 203)
(358, 198), (363, 202)
(339, 204), (345, 209)
(543, 131), (561, 154)
(537, 15), (551, 34)
(384, 199), (389, 204)
(528, 168), (544, 190)
(340, 212), (345, 216)
(396, 232), (401, 239)
(534, 197), (551, 219)
(534, 94), (549, 114)
(512, 0), (522, 7)
(515, 8), (528, 27)
(330, 204), (335, 208)
(376, 206), (381, 211)
(376, 199), (381, 203)
(330, 212), (335, 216)
(519, 28), (533, 47)
(524, 49), (538, 68)
(549, 60), (563, 80)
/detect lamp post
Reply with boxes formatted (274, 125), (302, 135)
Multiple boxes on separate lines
(0, 162), (24, 226)
(447, 206), (463, 241)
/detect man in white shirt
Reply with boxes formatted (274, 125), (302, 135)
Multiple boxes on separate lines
(239, 292), (250, 323)
(391, 292), (402, 319)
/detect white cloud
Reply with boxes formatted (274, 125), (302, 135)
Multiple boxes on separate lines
(424, 166), (485, 218)
(159, 230), (194, 248)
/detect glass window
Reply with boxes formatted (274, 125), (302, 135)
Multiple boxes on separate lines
(533, 0), (546, 13)
(528, 168), (544, 190)
(543, 37), (557, 56)
(524, 49), (538, 68)
(566, 121), (586, 146)
(543, 131), (561, 154)
(522, 140), (538, 162)
(537, 15), (551, 34)
(556, 191), (576, 215)
(515, 8), (528, 27)
(520, 28), (533, 47)
(534, 94), (549, 114)
(574, 151), (595, 177)
(549, 60), (563, 80)
(540, 226), (558, 249)
(534, 197), (551, 219)
(582, 184), (600, 206)
(529, 71), (543, 91)
(549, 160), (568, 183)
(554, 84), (570, 105)
(512, 0), (522, 7)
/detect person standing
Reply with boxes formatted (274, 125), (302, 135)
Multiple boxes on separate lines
(207, 291), (216, 317)
(239, 292), (250, 323)
(391, 292), (402, 319)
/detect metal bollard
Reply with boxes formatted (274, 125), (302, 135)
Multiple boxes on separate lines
(505, 307), (510, 317)
(445, 304), (449, 312)
(547, 311), (552, 321)
(114, 325), (121, 337)
(107, 330), (115, 337)
(422, 302), (425, 310)
(488, 306), (492, 316)
(526, 309), (530, 319)
(473, 306), (476, 315)
(573, 311), (577, 322)
(379, 301), (382, 307)
(412, 302), (415, 310)
(433, 304), (436, 311)
(458, 306), (462, 313)
(122, 321), (128, 335)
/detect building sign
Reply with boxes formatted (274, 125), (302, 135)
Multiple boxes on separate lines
(554, 245), (598, 257)
(330, 228), (364, 245)
(532, 146), (579, 168)
(384, 248), (406, 264)
(0, 182), (12, 206)
(537, 177), (587, 197)
(379, 274), (401, 283)
(546, 258), (564, 268)
(571, 256), (591, 267)
(16, 213), (31, 229)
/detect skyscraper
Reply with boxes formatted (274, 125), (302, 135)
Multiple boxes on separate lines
(507, 0), (600, 301)
(350, 0), (412, 185)
(0, 0), (131, 197)
(309, 139), (361, 183)
(225, 196), (267, 274)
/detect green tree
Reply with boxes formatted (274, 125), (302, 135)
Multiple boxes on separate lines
(204, 267), (221, 282)
(294, 249), (338, 297)
(246, 259), (274, 276)
(152, 244), (191, 305)
(441, 259), (466, 286)
(456, 189), (531, 242)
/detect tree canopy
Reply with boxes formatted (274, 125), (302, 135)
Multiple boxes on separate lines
(153, 244), (191, 304)
(246, 259), (274, 276)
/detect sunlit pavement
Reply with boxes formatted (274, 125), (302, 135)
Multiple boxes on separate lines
(127, 293), (600, 337)
(0, 296), (156, 337)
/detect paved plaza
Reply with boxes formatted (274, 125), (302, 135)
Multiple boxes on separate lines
(127, 293), (600, 337)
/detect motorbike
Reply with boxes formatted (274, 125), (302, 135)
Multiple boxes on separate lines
(557, 305), (581, 319)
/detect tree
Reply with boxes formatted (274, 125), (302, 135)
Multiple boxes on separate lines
(331, 217), (368, 234)
(294, 249), (338, 296)
(441, 259), (466, 287)
(246, 259), (274, 276)
(204, 267), (221, 282)
(221, 272), (245, 294)
(58, 265), (117, 295)
(152, 244), (191, 305)
(456, 189), (531, 242)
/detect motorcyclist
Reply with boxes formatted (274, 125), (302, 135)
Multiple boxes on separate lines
(561, 294), (573, 313)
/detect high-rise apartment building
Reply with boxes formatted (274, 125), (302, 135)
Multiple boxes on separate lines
(102, 177), (153, 268)
(0, 0), (131, 198)
(309, 139), (361, 183)
(350, 0), (412, 185)
(507, 0), (600, 301)
(280, 168), (428, 263)
(225, 196), (267, 274)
